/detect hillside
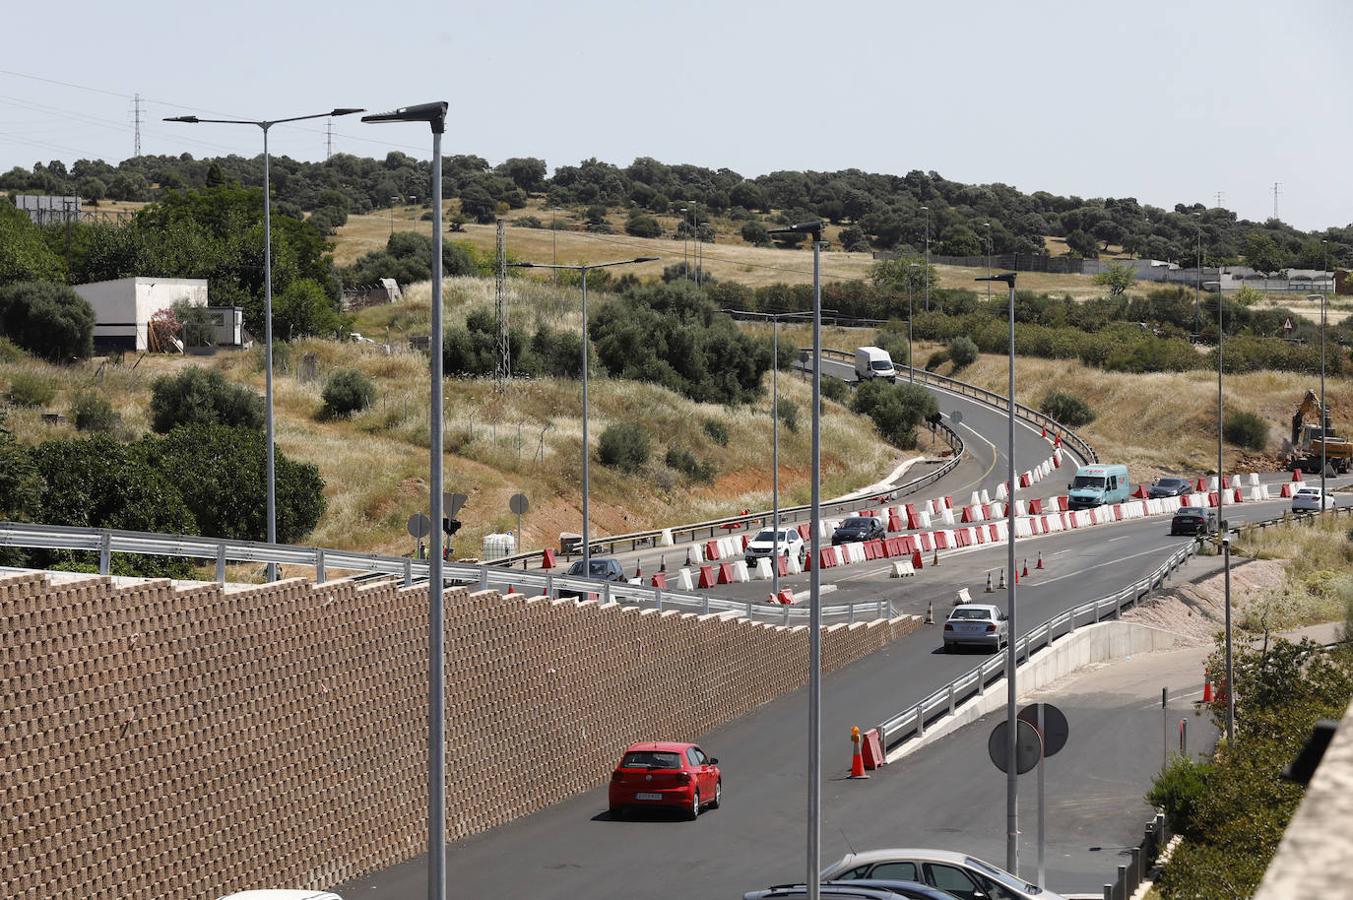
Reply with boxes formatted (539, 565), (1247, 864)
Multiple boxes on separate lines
(0, 277), (903, 568)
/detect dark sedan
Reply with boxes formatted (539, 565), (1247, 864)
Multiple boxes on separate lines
(1149, 477), (1192, 498)
(1170, 507), (1216, 536)
(831, 516), (886, 546)
(558, 557), (628, 598)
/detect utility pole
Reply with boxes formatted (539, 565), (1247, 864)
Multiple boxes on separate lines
(326, 117), (334, 160)
(132, 93), (143, 158)
(1214, 191), (1223, 210)
(495, 218), (510, 392)
(1273, 182), (1281, 221)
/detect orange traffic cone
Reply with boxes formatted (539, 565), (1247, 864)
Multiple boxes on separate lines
(1292, 469), (1304, 482)
(931, 548), (940, 567)
(659, 555), (667, 573)
(1040, 426), (1047, 438)
(635, 563), (643, 580)
(1202, 669), (1213, 703)
(849, 726), (869, 779)
(1036, 552), (1045, 570)
(985, 572), (994, 593)
(1022, 559), (1030, 579)
(685, 547), (694, 567)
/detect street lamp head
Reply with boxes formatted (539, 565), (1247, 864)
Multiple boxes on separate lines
(507, 262), (536, 268)
(632, 256), (659, 263)
(768, 220), (824, 239)
(975, 273), (1017, 286)
(329, 108), (365, 117)
(163, 116), (199, 124)
(362, 101), (449, 134)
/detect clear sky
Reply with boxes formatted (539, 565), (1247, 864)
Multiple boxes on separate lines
(1, 0), (1348, 230)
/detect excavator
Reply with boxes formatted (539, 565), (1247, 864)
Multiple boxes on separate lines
(1287, 389), (1352, 474)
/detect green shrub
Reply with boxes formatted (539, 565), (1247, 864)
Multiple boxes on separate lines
(851, 380), (939, 449)
(924, 350), (949, 371)
(71, 393), (119, 432)
(598, 422), (650, 473)
(321, 369), (375, 417)
(821, 375), (851, 404)
(625, 214), (663, 238)
(0, 281), (95, 362)
(0, 337), (25, 363)
(1146, 756), (1212, 839)
(874, 328), (911, 370)
(149, 366), (265, 433)
(9, 372), (57, 407)
(1039, 391), (1096, 428)
(947, 335), (979, 370)
(702, 419), (730, 446)
(776, 398), (799, 433)
(1223, 409), (1268, 451)
(664, 446), (716, 484)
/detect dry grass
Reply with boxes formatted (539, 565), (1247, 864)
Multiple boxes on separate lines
(1234, 515), (1353, 631)
(1, 281), (903, 561)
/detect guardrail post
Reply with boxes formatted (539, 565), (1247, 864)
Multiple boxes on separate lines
(848, 604), (855, 625)
(702, 595), (710, 615)
(1102, 886), (1111, 900)
(1116, 865), (1127, 900)
(746, 600), (753, 619)
(915, 704), (925, 738)
(215, 542), (227, 584)
(479, 569), (489, 590)
(98, 532), (111, 576)
(947, 683), (956, 716)
(314, 548), (326, 583)
(403, 558), (412, 587)
(545, 573), (555, 598)
(1130, 847), (1142, 892)
(782, 604), (790, 626)
(655, 589), (662, 611)
(1068, 607), (1078, 633)
(603, 582), (612, 605)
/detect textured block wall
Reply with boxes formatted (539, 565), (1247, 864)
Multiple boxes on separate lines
(0, 570), (919, 898)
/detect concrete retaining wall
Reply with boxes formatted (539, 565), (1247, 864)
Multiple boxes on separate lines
(887, 621), (1182, 763)
(1, 569), (919, 899)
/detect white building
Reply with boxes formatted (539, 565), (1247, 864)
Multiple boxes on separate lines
(72, 277), (242, 352)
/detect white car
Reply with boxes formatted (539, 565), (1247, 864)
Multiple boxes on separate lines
(744, 527), (805, 562)
(1291, 487), (1337, 512)
(943, 604), (1008, 653)
(822, 849), (1067, 900)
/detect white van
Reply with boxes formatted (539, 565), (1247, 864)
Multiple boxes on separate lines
(854, 346), (897, 383)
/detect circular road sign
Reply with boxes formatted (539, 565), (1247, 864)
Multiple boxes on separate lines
(406, 513), (432, 539)
(509, 493), (530, 515)
(988, 718), (1042, 775)
(1018, 702), (1069, 758)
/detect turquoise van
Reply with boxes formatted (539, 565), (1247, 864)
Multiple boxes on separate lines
(1067, 464), (1131, 509)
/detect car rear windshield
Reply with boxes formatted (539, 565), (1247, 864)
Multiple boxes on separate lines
(1072, 475), (1106, 489)
(1159, 478), (1186, 487)
(966, 856), (1040, 894)
(620, 751), (682, 769)
(568, 559), (618, 576)
(1177, 508), (1203, 517)
(949, 608), (992, 620)
(842, 518), (872, 528)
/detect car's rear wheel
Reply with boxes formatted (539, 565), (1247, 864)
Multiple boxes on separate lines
(686, 789), (701, 820)
(710, 780), (722, 809)
(610, 805), (626, 819)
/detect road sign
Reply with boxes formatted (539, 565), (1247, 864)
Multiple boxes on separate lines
(988, 718), (1042, 774)
(509, 493), (530, 515)
(443, 492), (468, 516)
(1018, 703), (1069, 757)
(1283, 317), (1294, 334)
(406, 514), (432, 539)
(950, 410), (964, 426)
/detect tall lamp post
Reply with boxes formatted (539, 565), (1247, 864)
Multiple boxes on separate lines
(921, 206), (931, 311)
(1321, 238), (1330, 507)
(983, 222), (992, 300)
(1194, 212), (1204, 337)
(907, 263), (920, 382)
(165, 106), (364, 582)
(360, 100), (449, 900)
(1212, 275), (1234, 746)
(976, 270), (1019, 873)
(509, 257), (658, 575)
(769, 220), (825, 900)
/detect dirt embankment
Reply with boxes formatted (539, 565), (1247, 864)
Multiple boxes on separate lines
(1123, 557), (1289, 645)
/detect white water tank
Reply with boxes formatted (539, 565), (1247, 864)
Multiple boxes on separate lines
(481, 533), (517, 560)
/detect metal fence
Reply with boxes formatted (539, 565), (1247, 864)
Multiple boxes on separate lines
(0, 521), (898, 627)
(812, 347), (1100, 465)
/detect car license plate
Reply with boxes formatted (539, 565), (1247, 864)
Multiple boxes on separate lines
(635, 792), (662, 801)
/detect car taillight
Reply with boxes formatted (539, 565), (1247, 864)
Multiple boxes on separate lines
(985, 623), (997, 633)
(676, 772), (691, 784)
(611, 771), (622, 782)
(944, 622), (954, 630)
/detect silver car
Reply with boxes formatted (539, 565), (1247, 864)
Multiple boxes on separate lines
(821, 849), (1067, 900)
(1291, 487), (1337, 512)
(942, 604), (1008, 653)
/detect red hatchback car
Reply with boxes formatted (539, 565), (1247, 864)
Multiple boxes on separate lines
(608, 741), (722, 819)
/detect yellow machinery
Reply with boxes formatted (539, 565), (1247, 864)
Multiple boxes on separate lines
(1289, 389), (1352, 474)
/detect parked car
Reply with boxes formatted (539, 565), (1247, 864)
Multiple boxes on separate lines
(745, 882), (959, 900)
(745, 527), (806, 562)
(558, 557), (628, 599)
(821, 849), (1069, 900)
(832, 516), (886, 546)
(943, 604), (1008, 653)
(608, 741), (720, 820)
(1169, 507), (1217, 536)
(216, 892), (343, 900)
(1292, 486), (1338, 512)
(1148, 476), (1192, 498)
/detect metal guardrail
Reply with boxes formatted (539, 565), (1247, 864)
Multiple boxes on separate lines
(873, 505), (1352, 752)
(812, 347), (1100, 465)
(493, 420), (966, 568)
(0, 521), (898, 627)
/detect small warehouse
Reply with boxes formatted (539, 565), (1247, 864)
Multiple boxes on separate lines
(71, 277), (243, 352)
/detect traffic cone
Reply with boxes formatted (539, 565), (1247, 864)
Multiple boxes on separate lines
(635, 563), (642, 580)
(659, 555), (667, 573)
(849, 727), (869, 779)
(1014, 567), (1019, 585)
(1040, 426), (1047, 438)
(932, 548), (940, 567)
(1292, 469), (1304, 482)
(997, 569), (1006, 590)
(925, 601), (935, 624)
(1202, 669), (1213, 703)
(685, 547), (694, 567)
(985, 572), (994, 593)
(1022, 559), (1030, 579)
(1036, 552), (1044, 570)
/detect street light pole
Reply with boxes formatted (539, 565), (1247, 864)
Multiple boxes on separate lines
(983, 222), (992, 301)
(1321, 241), (1329, 508)
(508, 256), (659, 573)
(1216, 275), (1234, 746)
(978, 271), (1018, 873)
(922, 206), (930, 312)
(770, 221), (825, 900)
(1195, 215), (1203, 337)
(165, 106), (364, 583)
(907, 263), (919, 382)
(361, 99), (449, 900)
